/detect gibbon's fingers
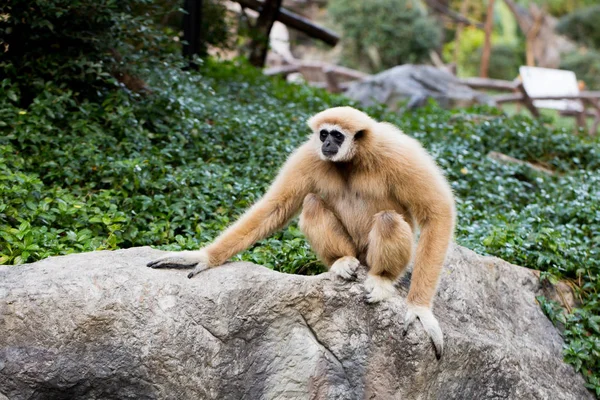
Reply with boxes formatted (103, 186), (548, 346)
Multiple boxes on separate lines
(330, 256), (360, 280)
(147, 249), (210, 269)
(403, 304), (443, 359)
(187, 263), (209, 279)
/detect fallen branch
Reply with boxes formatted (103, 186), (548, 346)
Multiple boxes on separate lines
(235, 0), (339, 46)
(460, 77), (519, 91)
(487, 151), (555, 175)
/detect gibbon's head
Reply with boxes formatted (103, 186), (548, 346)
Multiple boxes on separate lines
(307, 106), (375, 162)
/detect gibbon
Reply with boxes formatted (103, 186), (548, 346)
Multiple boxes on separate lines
(147, 106), (456, 358)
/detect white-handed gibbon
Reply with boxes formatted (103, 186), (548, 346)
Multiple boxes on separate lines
(148, 106), (456, 358)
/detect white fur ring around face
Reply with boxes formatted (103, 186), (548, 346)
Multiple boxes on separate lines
(330, 256), (360, 280)
(364, 274), (396, 303)
(403, 303), (444, 359)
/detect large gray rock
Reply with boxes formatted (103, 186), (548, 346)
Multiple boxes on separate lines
(0, 245), (592, 400)
(345, 65), (494, 111)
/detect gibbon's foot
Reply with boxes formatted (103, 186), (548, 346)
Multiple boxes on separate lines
(403, 303), (443, 360)
(146, 249), (210, 274)
(364, 274), (396, 303)
(330, 256), (360, 280)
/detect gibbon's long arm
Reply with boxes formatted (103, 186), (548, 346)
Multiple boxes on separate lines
(406, 214), (454, 307)
(202, 150), (314, 267)
(147, 147), (315, 274)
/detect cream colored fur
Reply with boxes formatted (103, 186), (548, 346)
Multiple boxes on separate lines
(148, 106), (456, 357)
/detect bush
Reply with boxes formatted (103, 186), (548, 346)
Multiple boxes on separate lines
(0, 0), (181, 104)
(520, 0), (599, 17)
(560, 50), (600, 90)
(2, 59), (600, 394)
(328, 0), (441, 72)
(556, 5), (600, 50)
(2, 0), (600, 394)
(470, 43), (524, 81)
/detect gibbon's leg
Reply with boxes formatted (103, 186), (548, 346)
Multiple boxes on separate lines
(364, 211), (413, 303)
(402, 216), (454, 359)
(298, 194), (360, 280)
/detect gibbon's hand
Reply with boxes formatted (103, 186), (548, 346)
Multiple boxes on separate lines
(403, 304), (444, 360)
(146, 249), (210, 279)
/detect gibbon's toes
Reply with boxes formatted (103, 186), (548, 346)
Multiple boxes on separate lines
(364, 274), (396, 303)
(403, 304), (444, 360)
(330, 256), (360, 280)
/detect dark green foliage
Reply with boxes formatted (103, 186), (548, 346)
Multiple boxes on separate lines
(2, 61), (600, 394)
(516, 0), (600, 17)
(0, 0), (180, 104)
(469, 43), (524, 81)
(2, 0), (600, 391)
(557, 5), (600, 50)
(560, 50), (600, 90)
(327, 0), (441, 72)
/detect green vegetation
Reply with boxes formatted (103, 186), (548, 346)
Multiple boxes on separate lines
(1, 0), (599, 395)
(560, 50), (600, 91)
(328, 0), (441, 72)
(556, 5), (600, 92)
(2, 60), (599, 394)
(557, 5), (600, 50)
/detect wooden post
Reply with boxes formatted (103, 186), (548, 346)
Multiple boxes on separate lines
(183, 0), (204, 68)
(516, 81), (540, 118)
(479, 0), (495, 78)
(248, 0), (283, 68)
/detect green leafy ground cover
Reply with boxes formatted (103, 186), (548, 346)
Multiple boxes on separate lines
(1, 60), (599, 394)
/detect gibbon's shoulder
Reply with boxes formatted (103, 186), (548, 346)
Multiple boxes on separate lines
(372, 122), (428, 158)
(277, 141), (321, 174)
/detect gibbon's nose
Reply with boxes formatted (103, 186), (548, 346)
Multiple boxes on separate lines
(322, 140), (338, 156)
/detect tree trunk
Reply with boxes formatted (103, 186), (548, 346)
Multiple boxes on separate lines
(183, 0), (204, 68)
(248, 0), (283, 68)
(525, 6), (543, 66)
(503, 0), (576, 68)
(479, 0), (495, 78)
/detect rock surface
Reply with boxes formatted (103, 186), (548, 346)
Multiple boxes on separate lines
(0, 245), (592, 400)
(345, 65), (494, 111)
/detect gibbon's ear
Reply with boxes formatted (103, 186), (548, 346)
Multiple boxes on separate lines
(354, 130), (366, 140)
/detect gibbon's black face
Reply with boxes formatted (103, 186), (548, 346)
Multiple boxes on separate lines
(319, 129), (345, 157)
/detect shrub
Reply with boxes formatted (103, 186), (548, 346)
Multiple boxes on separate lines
(0, 0), (181, 104)
(1, 0), (600, 393)
(328, 0), (441, 72)
(470, 43), (524, 81)
(556, 5), (600, 50)
(560, 50), (600, 90)
(2, 60), (600, 394)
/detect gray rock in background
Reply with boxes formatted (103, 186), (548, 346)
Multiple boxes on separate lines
(345, 65), (495, 111)
(0, 245), (592, 400)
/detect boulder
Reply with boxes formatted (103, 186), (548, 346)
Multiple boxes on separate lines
(0, 245), (592, 399)
(345, 65), (495, 111)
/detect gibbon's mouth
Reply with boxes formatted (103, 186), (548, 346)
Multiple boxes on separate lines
(322, 150), (338, 157)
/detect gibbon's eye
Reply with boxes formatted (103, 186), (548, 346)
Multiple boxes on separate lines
(319, 129), (328, 142)
(330, 130), (344, 142)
